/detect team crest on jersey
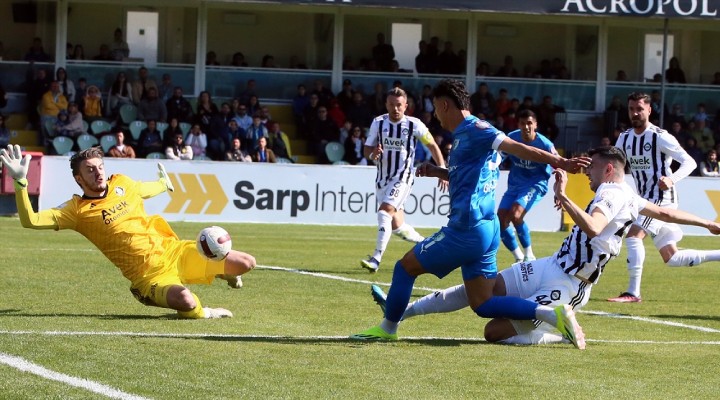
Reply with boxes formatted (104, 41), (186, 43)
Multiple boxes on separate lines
(401, 128), (409, 135)
(643, 143), (652, 151)
(115, 187), (125, 196)
(550, 290), (561, 301)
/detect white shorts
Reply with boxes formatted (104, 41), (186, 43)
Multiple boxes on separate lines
(376, 179), (413, 211)
(500, 257), (592, 335)
(634, 200), (677, 236)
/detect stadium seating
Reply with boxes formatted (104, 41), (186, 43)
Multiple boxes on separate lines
(179, 122), (191, 136)
(119, 104), (138, 125)
(90, 120), (112, 136)
(77, 133), (99, 151)
(129, 121), (148, 140)
(100, 134), (117, 153)
(82, 120), (89, 134)
(156, 121), (169, 139)
(52, 136), (74, 155)
(146, 152), (165, 159)
(324, 141), (345, 163)
(276, 157), (293, 164)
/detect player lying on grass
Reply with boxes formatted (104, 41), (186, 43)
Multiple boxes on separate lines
(0, 144), (256, 319)
(369, 146), (720, 345)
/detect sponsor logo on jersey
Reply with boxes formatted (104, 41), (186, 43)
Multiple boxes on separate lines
(382, 136), (406, 151)
(419, 231), (445, 253)
(520, 262), (534, 282)
(101, 200), (130, 224)
(628, 155), (652, 170)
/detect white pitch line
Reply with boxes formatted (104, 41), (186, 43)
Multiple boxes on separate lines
(256, 264), (720, 334)
(0, 352), (150, 400)
(0, 330), (719, 346)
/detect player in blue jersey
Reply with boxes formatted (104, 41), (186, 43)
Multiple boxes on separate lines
(350, 79), (590, 348)
(498, 109), (556, 262)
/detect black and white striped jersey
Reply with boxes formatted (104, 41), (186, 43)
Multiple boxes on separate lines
(555, 182), (646, 284)
(365, 114), (429, 189)
(616, 124), (695, 204)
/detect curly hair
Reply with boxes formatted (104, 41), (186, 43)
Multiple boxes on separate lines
(432, 79), (470, 110)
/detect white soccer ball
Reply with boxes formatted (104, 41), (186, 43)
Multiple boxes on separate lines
(196, 226), (232, 261)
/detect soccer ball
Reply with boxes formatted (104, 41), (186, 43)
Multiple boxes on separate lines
(196, 226), (232, 261)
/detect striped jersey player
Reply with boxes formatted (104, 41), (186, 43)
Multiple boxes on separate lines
(360, 87), (445, 273)
(608, 92), (720, 303)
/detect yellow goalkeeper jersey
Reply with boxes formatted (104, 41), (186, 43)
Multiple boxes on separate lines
(21, 174), (177, 282)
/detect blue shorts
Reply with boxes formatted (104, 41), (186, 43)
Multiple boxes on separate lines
(498, 186), (546, 212)
(413, 218), (500, 281)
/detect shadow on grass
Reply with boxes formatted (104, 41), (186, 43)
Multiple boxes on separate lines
(198, 336), (489, 346)
(0, 309), (169, 320)
(649, 314), (720, 322)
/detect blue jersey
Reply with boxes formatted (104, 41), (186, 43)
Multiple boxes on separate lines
(505, 130), (555, 194)
(447, 116), (506, 230)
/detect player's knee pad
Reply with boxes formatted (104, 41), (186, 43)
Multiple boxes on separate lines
(652, 223), (683, 250)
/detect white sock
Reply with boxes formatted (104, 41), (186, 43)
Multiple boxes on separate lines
(667, 249), (720, 267)
(499, 330), (567, 345)
(523, 246), (535, 259)
(534, 306), (558, 327)
(372, 210), (393, 262)
(380, 318), (398, 334)
(626, 237), (645, 297)
(403, 284), (469, 319)
(511, 247), (524, 261)
(393, 223), (422, 240)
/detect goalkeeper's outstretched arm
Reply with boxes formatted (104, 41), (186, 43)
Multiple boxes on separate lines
(139, 163), (175, 199)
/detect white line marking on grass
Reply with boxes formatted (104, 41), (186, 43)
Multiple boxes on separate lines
(257, 264), (720, 334)
(0, 352), (150, 400)
(1, 330), (720, 346)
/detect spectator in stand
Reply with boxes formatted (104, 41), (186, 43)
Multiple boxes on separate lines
(166, 132), (193, 160)
(26, 68), (51, 130)
(131, 67), (158, 104)
(260, 106), (272, 124)
(292, 84), (310, 135)
(158, 74), (173, 103)
(417, 84), (434, 115)
(470, 82), (495, 120)
(437, 41), (462, 75)
(684, 137), (703, 176)
(238, 79), (256, 106)
(110, 28), (130, 61)
(302, 93), (321, 138)
(226, 137), (252, 162)
(312, 80), (335, 108)
(107, 128), (136, 158)
(53, 110), (72, 140)
(137, 87), (167, 123)
(649, 90), (670, 123)
(372, 33), (395, 72)
(536, 95), (565, 142)
(327, 98), (346, 129)
(518, 96), (536, 113)
(310, 106), (340, 163)
(0, 114), (9, 148)
(166, 87), (193, 123)
(40, 81), (69, 139)
(261, 54), (276, 68)
(689, 118), (714, 154)
(337, 79), (355, 113)
(368, 82), (386, 117)
(344, 125), (367, 165)
(711, 72), (720, 85)
(137, 120), (164, 157)
(476, 61), (491, 76)
(251, 136), (276, 163)
(92, 44), (114, 61)
(75, 78), (88, 111)
(495, 55), (519, 77)
(64, 102), (85, 137)
(232, 103), (252, 133)
(494, 88), (510, 120)
(700, 149), (720, 177)
(665, 57), (686, 84)
(208, 102), (235, 159)
(267, 121), (291, 161)
(82, 85), (103, 123)
(186, 123), (208, 158)
(70, 44), (85, 60)
(106, 72), (133, 118)
(244, 113), (268, 153)
(415, 40), (436, 74)
(669, 121), (689, 145)
(427, 36), (440, 58)
(231, 52), (249, 67)
(339, 120), (353, 144)
(195, 91), (218, 134)
(600, 136), (612, 147)
(206, 51), (220, 66)
(502, 99), (521, 133)
(25, 37), (51, 62)
(164, 118), (183, 146)
(224, 119), (245, 153)
(345, 91), (373, 129)
(692, 103), (708, 123)
(247, 95), (261, 117)
(55, 68), (76, 104)
(615, 69), (629, 81)
(606, 95), (631, 128)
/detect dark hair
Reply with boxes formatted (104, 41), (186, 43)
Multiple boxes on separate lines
(627, 92), (650, 104)
(517, 109), (536, 120)
(70, 147), (104, 176)
(432, 79), (470, 110)
(386, 87), (407, 99)
(588, 146), (626, 169)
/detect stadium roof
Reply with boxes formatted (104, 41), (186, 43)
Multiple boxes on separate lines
(248, 0), (720, 19)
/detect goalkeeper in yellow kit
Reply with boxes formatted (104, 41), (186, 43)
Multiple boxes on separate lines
(0, 145), (256, 319)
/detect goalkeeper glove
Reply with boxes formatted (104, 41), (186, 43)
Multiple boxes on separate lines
(157, 162), (175, 192)
(0, 144), (32, 181)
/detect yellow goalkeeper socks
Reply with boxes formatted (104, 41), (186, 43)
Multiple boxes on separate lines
(177, 293), (206, 319)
